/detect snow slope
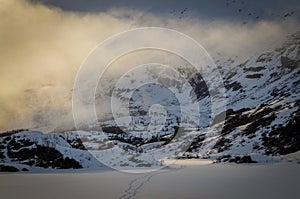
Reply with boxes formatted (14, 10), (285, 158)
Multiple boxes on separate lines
(1, 31), (300, 171)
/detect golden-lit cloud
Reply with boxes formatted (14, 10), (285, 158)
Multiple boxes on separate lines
(0, 0), (298, 132)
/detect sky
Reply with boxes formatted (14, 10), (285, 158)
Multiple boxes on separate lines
(31, 0), (300, 20)
(0, 0), (299, 132)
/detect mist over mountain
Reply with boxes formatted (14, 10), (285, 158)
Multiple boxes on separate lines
(1, 31), (299, 171)
(1, 0), (299, 132)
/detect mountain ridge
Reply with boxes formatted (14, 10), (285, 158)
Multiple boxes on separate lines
(1, 31), (300, 171)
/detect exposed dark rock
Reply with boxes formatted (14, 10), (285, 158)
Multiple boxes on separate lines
(66, 138), (86, 150)
(215, 155), (232, 163)
(256, 53), (272, 62)
(263, 107), (300, 155)
(245, 73), (264, 78)
(188, 72), (209, 100)
(6, 142), (82, 169)
(186, 134), (205, 153)
(177, 152), (200, 159)
(243, 112), (276, 137)
(228, 155), (257, 163)
(215, 155), (257, 163)
(244, 66), (266, 72)
(226, 81), (242, 91)
(280, 56), (299, 70)
(136, 163), (152, 167)
(7, 138), (34, 151)
(219, 108), (251, 135)
(101, 126), (124, 134)
(0, 151), (4, 159)
(220, 105), (280, 138)
(214, 138), (232, 153)
(0, 129), (29, 138)
(0, 164), (19, 172)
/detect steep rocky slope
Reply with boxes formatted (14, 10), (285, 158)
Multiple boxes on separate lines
(185, 31), (300, 162)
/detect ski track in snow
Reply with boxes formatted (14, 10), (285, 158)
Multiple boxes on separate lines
(118, 165), (186, 199)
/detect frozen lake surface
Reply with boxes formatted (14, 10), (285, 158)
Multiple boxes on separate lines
(1, 160), (299, 199)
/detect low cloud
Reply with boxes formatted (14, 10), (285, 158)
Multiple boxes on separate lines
(0, 0), (298, 132)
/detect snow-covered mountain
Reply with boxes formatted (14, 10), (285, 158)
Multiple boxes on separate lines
(184, 31), (300, 163)
(0, 129), (103, 172)
(1, 31), (300, 172)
